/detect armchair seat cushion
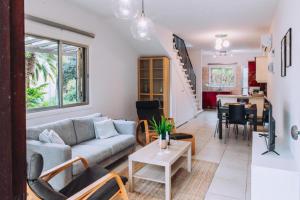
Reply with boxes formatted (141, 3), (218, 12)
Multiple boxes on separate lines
(81, 135), (135, 155)
(71, 145), (112, 175)
(170, 133), (193, 140)
(60, 165), (127, 200)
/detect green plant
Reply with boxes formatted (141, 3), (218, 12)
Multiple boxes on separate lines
(150, 116), (174, 139)
(25, 51), (57, 86)
(26, 83), (48, 109)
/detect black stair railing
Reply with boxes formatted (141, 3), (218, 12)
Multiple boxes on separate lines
(173, 34), (196, 96)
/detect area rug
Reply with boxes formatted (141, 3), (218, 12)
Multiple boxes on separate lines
(117, 159), (218, 200)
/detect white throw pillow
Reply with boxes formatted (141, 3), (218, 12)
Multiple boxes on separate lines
(94, 119), (119, 139)
(39, 129), (65, 145)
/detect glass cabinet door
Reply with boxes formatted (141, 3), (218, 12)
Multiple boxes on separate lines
(152, 59), (164, 95)
(152, 58), (164, 111)
(139, 59), (151, 101)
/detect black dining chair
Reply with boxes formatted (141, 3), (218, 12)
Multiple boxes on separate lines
(226, 104), (247, 143)
(214, 100), (228, 137)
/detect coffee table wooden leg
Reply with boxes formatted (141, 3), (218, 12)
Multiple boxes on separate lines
(187, 146), (192, 172)
(129, 159), (134, 192)
(165, 165), (171, 200)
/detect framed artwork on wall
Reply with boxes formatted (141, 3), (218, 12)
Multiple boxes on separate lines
(285, 28), (292, 67)
(281, 36), (286, 77)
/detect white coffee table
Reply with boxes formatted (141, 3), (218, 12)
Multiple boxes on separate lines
(128, 140), (192, 200)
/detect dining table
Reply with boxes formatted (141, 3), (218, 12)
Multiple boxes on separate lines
(218, 104), (258, 139)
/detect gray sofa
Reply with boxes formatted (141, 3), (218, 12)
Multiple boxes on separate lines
(26, 113), (136, 190)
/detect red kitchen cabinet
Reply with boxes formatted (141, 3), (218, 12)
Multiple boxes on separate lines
(202, 91), (231, 109)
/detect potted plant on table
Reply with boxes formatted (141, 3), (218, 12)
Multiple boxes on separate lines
(150, 116), (174, 149)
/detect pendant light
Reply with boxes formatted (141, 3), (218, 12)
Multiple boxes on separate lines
(112, 0), (139, 20)
(130, 0), (154, 40)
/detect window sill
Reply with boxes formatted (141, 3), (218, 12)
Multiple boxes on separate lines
(26, 104), (92, 120)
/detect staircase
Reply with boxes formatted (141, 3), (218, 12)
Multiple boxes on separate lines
(173, 34), (201, 111)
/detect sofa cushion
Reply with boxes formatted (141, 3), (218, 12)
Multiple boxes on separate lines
(39, 129), (65, 145)
(73, 116), (108, 144)
(73, 119), (96, 144)
(71, 113), (102, 121)
(94, 120), (119, 139)
(81, 135), (135, 155)
(71, 145), (112, 176)
(27, 119), (77, 146)
(113, 120), (136, 135)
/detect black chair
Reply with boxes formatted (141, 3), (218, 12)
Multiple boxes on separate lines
(226, 104), (247, 143)
(136, 101), (195, 154)
(136, 100), (162, 125)
(237, 98), (249, 104)
(214, 100), (228, 137)
(135, 101), (165, 145)
(27, 151), (128, 200)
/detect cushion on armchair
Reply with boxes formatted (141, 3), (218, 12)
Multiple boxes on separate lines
(170, 133), (193, 140)
(60, 165), (127, 200)
(27, 151), (67, 200)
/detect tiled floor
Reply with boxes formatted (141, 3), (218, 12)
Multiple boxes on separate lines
(111, 110), (253, 200)
(177, 110), (252, 200)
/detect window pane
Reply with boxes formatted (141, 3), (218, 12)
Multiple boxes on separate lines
(62, 44), (86, 105)
(25, 36), (59, 110)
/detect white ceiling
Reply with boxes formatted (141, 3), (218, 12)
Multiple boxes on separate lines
(67, 0), (279, 51)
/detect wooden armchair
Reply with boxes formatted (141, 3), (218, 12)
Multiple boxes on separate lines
(136, 117), (176, 144)
(135, 100), (195, 154)
(27, 151), (128, 200)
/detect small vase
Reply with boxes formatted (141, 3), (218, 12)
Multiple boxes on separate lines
(166, 132), (170, 145)
(159, 134), (167, 149)
(160, 139), (168, 149)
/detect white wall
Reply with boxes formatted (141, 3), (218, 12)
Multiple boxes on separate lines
(201, 51), (260, 95)
(202, 52), (259, 68)
(154, 25), (198, 125)
(269, 0), (300, 167)
(188, 49), (203, 109)
(25, 0), (138, 126)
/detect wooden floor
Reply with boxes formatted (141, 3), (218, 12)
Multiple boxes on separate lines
(111, 110), (255, 200)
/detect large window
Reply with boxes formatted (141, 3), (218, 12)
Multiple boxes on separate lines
(209, 66), (236, 87)
(25, 35), (88, 111)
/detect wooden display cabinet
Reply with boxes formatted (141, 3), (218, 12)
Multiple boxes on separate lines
(138, 56), (170, 117)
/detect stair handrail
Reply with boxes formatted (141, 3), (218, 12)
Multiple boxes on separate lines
(173, 34), (196, 95)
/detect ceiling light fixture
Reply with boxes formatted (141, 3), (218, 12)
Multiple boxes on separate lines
(112, 0), (139, 20)
(222, 40), (230, 48)
(130, 0), (154, 40)
(214, 34), (230, 52)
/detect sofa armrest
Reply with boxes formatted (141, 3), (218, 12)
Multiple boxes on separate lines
(113, 120), (136, 136)
(27, 140), (72, 190)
